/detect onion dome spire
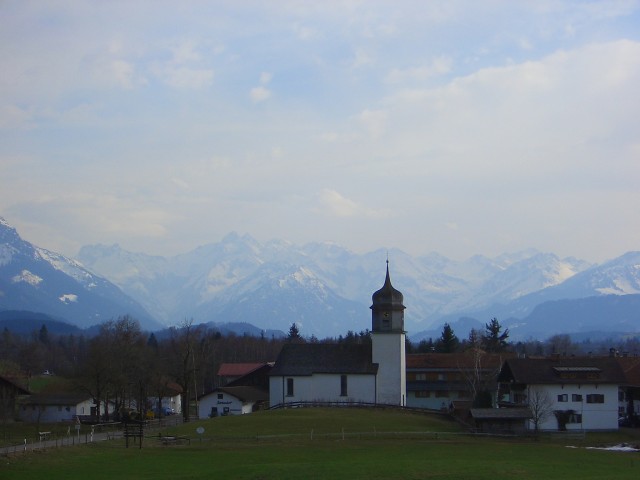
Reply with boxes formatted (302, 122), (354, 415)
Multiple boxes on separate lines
(372, 260), (404, 307)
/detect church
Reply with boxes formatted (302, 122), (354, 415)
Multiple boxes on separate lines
(269, 263), (406, 407)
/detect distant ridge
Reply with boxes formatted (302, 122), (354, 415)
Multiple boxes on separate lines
(0, 310), (83, 335)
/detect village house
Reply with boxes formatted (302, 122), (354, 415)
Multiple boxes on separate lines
(198, 386), (269, 418)
(18, 393), (113, 423)
(614, 354), (640, 424)
(497, 356), (626, 431)
(149, 382), (183, 417)
(406, 351), (507, 411)
(0, 374), (30, 421)
(269, 263), (406, 408)
(196, 362), (272, 417)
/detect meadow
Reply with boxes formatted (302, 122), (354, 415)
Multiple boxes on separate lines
(2, 408), (640, 480)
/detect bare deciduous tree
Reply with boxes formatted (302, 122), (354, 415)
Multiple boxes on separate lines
(527, 386), (554, 432)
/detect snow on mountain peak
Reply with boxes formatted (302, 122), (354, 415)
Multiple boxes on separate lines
(0, 244), (16, 266)
(36, 247), (95, 286)
(59, 293), (78, 303)
(11, 269), (43, 286)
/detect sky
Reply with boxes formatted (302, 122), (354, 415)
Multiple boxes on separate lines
(1, 1), (639, 264)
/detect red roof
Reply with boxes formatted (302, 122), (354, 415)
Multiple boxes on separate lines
(217, 363), (267, 377)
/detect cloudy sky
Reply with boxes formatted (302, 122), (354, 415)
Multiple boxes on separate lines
(1, 1), (639, 263)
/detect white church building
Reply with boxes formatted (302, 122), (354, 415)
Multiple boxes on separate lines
(269, 263), (406, 407)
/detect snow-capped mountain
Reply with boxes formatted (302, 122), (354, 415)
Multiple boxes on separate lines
(0, 217), (162, 330)
(75, 232), (634, 339)
(5, 212), (638, 340)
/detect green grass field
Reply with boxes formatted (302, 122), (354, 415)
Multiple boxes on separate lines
(2, 408), (640, 480)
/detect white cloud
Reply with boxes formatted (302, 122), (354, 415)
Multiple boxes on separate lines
(385, 56), (453, 83)
(260, 72), (272, 84)
(356, 109), (387, 138)
(0, 104), (34, 129)
(317, 189), (392, 219)
(171, 178), (190, 190)
(352, 48), (374, 68)
(293, 23), (318, 41)
(170, 40), (202, 64)
(161, 66), (214, 89)
(2, 2), (640, 262)
(110, 59), (137, 89)
(250, 86), (272, 102)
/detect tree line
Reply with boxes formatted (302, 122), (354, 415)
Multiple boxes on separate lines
(2, 314), (638, 421)
(0, 316), (286, 422)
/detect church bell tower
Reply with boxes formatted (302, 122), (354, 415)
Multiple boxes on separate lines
(370, 261), (406, 406)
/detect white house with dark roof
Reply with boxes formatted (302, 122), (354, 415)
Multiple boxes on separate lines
(269, 263), (406, 408)
(19, 394), (108, 423)
(198, 386), (269, 417)
(497, 357), (626, 431)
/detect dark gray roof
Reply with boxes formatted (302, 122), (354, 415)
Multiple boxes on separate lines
(269, 343), (378, 376)
(21, 394), (92, 406)
(0, 375), (30, 394)
(498, 357), (626, 385)
(470, 408), (532, 420)
(209, 386), (268, 403)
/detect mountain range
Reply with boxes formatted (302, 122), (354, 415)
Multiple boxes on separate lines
(0, 217), (162, 331)
(2, 216), (640, 340)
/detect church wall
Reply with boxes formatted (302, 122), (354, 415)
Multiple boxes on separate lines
(372, 332), (406, 406)
(269, 374), (376, 407)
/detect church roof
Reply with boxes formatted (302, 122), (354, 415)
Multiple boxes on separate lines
(269, 343), (378, 376)
(371, 263), (404, 308)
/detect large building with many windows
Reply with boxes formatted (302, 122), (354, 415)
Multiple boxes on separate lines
(497, 357), (626, 431)
(406, 351), (507, 411)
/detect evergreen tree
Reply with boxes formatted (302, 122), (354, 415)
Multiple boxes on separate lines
(483, 318), (509, 352)
(147, 332), (159, 350)
(287, 323), (302, 342)
(436, 323), (459, 353)
(467, 328), (483, 349)
(38, 324), (50, 345)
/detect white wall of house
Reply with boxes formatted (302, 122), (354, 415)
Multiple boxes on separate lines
(527, 384), (619, 431)
(198, 392), (253, 418)
(371, 332), (406, 406)
(269, 373), (376, 407)
(19, 398), (103, 423)
(165, 394), (181, 414)
(149, 394), (182, 415)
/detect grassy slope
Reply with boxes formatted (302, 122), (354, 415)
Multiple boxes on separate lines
(3, 408), (640, 480)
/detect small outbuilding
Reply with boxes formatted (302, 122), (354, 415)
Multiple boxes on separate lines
(198, 386), (268, 418)
(469, 407), (533, 434)
(19, 394), (98, 423)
